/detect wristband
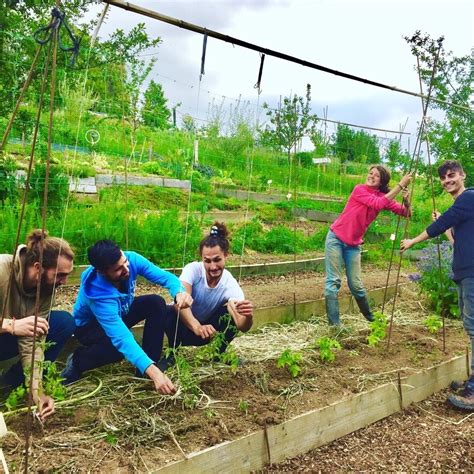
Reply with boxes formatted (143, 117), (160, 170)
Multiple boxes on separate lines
(10, 317), (16, 336)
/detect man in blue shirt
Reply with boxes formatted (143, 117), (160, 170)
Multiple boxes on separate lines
(401, 160), (474, 411)
(62, 240), (193, 394)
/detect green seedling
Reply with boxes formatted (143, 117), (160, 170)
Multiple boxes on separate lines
(238, 399), (249, 414)
(423, 314), (443, 334)
(367, 311), (388, 347)
(316, 336), (342, 362)
(277, 349), (302, 377)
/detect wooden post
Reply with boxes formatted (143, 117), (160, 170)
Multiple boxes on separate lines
(0, 413), (9, 474)
(193, 139), (199, 164)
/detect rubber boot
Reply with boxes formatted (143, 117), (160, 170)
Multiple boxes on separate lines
(325, 296), (341, 326)
(355, 296), (374, 322)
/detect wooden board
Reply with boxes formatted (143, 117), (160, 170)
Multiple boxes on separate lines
(154, 355), (466, 473)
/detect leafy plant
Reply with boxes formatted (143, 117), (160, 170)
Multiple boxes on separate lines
(367, 311), (388, 347)
(42, 361), (67, 401)
(5, 384), (26, 411)
(423, 314), (443, 334)
(277, 349), (302, 377)
(238, 399), (249, 414)
(316, 336), (342, 362)
(412, 242), (459, 319)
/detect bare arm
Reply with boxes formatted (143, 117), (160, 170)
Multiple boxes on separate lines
(227, 300), (254, 333)
(400, 230), (430, 252)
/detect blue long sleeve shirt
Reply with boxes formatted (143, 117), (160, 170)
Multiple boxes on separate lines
(73, 251), (185, 374)
(426, 188), (474, 282)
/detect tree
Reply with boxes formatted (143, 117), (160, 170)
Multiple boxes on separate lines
(405, 32), (472, 186)
(261, 84), (317, 164)
(141, 80), (171, 129)
(385, 139), (411, 171)
(310, 128), (331, 157)
(332, 125), (380, 163)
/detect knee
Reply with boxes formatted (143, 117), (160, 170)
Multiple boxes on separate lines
(50, 311), (75, 339)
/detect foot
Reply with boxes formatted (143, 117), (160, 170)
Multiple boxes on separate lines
(156, 354), (175, 372)
(450, 380), (466, 391)
(363, 313), (375, 322)
(61, 354), (81, 385)
(447, 379), (474, 411)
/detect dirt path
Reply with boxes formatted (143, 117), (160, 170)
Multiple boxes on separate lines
(263, 390), (473, 472)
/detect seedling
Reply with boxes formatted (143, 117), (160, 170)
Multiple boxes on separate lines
(316, 336), (341, 363)
(238, 399), (249, 414)
(277, 349), (302, 377)
(367, 311), (388, 347)
(423, 314), (443, 334)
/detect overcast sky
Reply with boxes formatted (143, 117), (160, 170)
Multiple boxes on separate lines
(88, 0), (472, 151)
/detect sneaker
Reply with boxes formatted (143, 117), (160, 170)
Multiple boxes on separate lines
(447, 379), (474, 411)
(450, 380), (466, 391)
(61, 353), (81, 385)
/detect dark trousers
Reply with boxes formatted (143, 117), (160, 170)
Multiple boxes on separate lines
(164, 305), (237, 352)
(72, 294), (167, 375)
(0, 310), (75, 388)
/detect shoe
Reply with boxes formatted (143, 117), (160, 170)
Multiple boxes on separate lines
(156, 354), (175, 372)
(447, 378), (474, 411)
(325, 296), (341, 326)
(450, 380), (466, 391)
(61, 353), (81, 385)
(355, 296), (374, 322)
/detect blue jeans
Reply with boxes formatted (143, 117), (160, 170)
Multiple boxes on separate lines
(71, 294), (168, 375)
(0, 310), (75, 388)
(325, 230), (366, 299)
(457, 277), (474, 373)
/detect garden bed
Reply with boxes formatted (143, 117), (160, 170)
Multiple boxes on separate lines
(1, 288), (469, 472)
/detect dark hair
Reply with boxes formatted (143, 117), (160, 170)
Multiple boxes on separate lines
(437, 160), (464, 179)
(87, 240), (122, 272)
(199, 222), (230, 255)
(370, 165), (391, 194)
(24, 229), (74, 269)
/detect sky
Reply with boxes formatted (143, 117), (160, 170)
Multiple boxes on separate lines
(87, 0), (472, 151)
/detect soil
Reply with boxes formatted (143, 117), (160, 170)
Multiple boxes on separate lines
(1, 267), (470, 472)
(263, 390), (474, 472)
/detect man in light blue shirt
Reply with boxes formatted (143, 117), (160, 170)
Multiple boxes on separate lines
(62, 240), (192, 394)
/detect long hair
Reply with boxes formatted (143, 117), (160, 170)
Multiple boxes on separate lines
(24, 229), (74, 269)
(199, 222), (230, 255)
(370, 165), (391, 194)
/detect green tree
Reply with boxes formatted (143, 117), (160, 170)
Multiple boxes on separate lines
(261, 84), (317, 164)
(385, 139), (411, 170)
(333, 125), (380, 163)
(405, 32), (472, 186)
(142, 80), (171, 129)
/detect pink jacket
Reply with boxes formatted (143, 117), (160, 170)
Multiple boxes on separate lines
(330, 184), (409, 246)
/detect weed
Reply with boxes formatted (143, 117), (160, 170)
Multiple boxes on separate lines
(367, 311), (388, 347)
(316, 336), (342, 363)
(5, 384), (26, 411)
(277, 349), (302, 377)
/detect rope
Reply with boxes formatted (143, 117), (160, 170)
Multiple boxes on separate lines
(33, 6), (80, 66)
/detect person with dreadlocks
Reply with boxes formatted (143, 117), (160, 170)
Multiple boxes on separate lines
(0, 230), (75, 421)
(325, 165), (412, 326)
(158, 222), (253, 368)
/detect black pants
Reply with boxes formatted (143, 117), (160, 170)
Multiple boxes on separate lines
(164, 304), (237, 352)
(72, 295), (167, 375)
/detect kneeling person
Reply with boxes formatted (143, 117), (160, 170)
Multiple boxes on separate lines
(62, 240), (192, 394)
(164, 223), (253, 361)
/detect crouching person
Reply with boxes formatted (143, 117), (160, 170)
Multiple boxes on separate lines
(0, 230), (75, 421)
(162, 222), (253, 366)
(62, 240), (192, 394)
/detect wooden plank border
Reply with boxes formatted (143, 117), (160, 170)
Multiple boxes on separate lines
(154, 355), (468, 473)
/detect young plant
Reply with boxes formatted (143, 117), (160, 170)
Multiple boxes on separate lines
(238, 399), (249, 415)
(42, 361), (67, 401)
(367, 311), (388, 347)
(5, 384), (26, 411)
(316, 336), (341, 363)
(423, 314), (443, 334)
(277, 349), (302, 377)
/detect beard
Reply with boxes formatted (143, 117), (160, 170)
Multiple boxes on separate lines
(39, 272), (56, 295)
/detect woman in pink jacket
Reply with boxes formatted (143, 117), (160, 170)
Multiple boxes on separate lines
(325, 165), (412, 326)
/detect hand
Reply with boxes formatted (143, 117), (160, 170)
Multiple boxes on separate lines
(146, 364), (176, 395)
(432, 210), (441, 221)
(193, 323), (216, 340)
(12, 316), (49, 337)
(235, 300), (254, 317)
(175, 292), (193, 309)
(34, 393), (55, 422)
(399, 173), (412, 189)
(401, 188), (410, 201)
(400, 238), (415, 253)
